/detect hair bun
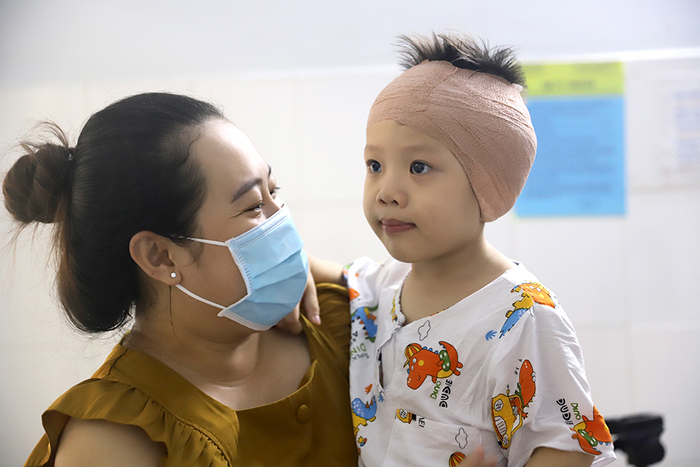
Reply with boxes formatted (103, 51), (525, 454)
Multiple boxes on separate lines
(3, 123), (73, 224)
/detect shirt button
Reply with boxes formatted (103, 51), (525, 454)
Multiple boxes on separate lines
(297, 404), (311, 423)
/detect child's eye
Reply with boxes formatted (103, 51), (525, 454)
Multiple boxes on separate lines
(366, 160), (382, 173)
(410, 161), (432, 174)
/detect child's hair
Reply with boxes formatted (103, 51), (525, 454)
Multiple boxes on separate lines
(397, 32), (526, 88)
(3, 93), (224, 333)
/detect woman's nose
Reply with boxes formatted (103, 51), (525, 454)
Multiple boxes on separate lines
(264, 190), (284, 217)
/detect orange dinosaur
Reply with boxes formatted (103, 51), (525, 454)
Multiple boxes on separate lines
(404, 341), (463, 390)
(491, 359), (536, 448)
(570, 406), (613, 455)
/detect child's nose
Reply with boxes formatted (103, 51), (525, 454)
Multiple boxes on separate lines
(376, 176), (406, 207)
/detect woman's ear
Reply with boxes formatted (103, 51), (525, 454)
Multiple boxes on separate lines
(129, 231), (180, 286)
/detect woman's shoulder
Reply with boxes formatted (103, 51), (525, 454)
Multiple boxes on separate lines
(53, 418), (165, 467)
(25, 344), (237, 467)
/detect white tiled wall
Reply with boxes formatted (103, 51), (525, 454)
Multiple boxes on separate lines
(1, 56), (699, 466)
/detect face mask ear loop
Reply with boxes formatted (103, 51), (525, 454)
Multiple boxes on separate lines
(185, 237), (228, 247)
(175, 283), (227, 310)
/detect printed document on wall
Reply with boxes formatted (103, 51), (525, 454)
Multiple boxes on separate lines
(516, 62), (626, 217)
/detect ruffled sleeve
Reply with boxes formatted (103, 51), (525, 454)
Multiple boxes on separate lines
(25, 345), (239, 467)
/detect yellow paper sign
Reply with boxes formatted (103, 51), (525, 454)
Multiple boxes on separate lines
(522, 62), (624, 97)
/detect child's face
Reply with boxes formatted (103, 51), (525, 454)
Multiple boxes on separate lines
(363, 120), (484, 264)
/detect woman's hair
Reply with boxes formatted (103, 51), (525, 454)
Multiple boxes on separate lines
(3, 92), (225, 333)
(397, 32), (526, 87)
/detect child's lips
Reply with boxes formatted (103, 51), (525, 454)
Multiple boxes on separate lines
(381, 218), (416, 234)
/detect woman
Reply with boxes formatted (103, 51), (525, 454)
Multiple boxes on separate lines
(4, 92), (357, 466)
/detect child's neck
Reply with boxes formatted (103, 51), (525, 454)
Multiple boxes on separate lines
(400, 238), (514, 324)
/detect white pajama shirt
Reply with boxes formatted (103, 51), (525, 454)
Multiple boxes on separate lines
(346, 257), (615, 467)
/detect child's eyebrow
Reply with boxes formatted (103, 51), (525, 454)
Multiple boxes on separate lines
(403, 144), (435, 152)
(364, 143), (436, 154)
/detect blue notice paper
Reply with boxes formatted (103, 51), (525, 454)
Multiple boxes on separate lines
(515, 96), (626, 217)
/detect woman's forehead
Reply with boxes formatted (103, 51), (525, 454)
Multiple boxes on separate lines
(193, 120), (270, 187)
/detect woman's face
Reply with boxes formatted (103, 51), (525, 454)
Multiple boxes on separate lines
(175, 119), (282, 322)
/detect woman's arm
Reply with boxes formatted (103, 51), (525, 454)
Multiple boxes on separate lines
(308, 255), (345, 285)
(524, 446), (594, 467)
(55, 417), (165, 467)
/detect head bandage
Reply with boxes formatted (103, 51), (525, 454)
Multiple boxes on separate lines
(367, 61), (537, 222)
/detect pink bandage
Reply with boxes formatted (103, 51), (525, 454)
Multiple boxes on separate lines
(367, 61), (537, 222)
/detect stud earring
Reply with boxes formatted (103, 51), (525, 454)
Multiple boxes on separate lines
(170, 272), (177, 278)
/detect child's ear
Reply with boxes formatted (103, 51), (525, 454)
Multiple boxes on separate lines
(129, 231), (180, 286)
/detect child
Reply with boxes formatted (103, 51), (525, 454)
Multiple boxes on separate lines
(311, 33), (615, 467)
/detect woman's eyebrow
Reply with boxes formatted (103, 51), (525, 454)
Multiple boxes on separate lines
(231, 165), (272, 203)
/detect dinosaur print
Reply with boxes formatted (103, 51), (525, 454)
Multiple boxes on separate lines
(570, 406), (613, 455)
(404, 341), (463, 390)
(491, 359), (536, 449)
(489, 282), (556, 340)
(351, 396), (377, 436)
(352, 304), (378, 342)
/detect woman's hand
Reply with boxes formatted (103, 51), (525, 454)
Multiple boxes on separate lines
(275, 268), (321, 333)
(457, 446), (498, 467)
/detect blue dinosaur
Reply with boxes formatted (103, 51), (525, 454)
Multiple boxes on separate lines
(498, 307), (528, 338)
(352, 396), (377, 420)
(353, 305), (378, 342)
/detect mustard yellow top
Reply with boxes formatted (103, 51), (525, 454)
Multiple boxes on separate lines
(25, 284), (357, 467)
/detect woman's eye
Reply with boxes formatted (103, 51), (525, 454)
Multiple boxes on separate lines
(270, 186), (280, 197)
(367, 160), (382, 173)
(410, 161), (432, 174)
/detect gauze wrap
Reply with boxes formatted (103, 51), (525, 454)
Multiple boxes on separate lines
(367, 61), (537, 222)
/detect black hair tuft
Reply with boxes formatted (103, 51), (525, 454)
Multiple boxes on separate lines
(397, 32), (526, 87)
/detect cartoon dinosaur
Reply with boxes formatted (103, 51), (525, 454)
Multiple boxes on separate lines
(514, 282), (555, 308)
(498, 306), (530, 338)
(492, 282), (555, 339)
(570, 406), (613, 455)
(491, 359), (536, 449)
(511, 360), (536, 417)
(351, 396), (377, 435)
(404, 341), (463, 390)
(352, 305), (378, 342)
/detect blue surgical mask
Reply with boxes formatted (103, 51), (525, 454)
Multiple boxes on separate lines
(175, 205), (309, 331)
